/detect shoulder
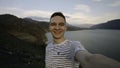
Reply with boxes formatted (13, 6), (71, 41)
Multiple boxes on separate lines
(68, 40), (86, 51)
(73, 41), (81, 44)
(67, 40), (83, 48)
(68, 40), (82, 46)
(46, 42), (53, 49)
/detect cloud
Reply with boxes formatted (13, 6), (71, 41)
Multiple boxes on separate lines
(0, 7), (120, 25)
(0, 7), (52, 18)
(0, 7), (25, 17)
(23, 10), (52, 18)
(108, 0), (120, 7)
(65, 12), (120, 25)
(74, 4), (91, 13)
(98, 13), (120, 22)
(92, 0), (102, 2)
(65, 12), (100, 24)
(26, 16), (50, 21)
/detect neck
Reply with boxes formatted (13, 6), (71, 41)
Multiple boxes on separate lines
(54, 37), (65, 44)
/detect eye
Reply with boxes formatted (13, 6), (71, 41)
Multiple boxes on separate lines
(59, 23), (65, 26)
(50, 23), (56, 26)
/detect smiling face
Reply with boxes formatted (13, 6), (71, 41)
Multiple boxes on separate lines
(49, 16), (67, 40)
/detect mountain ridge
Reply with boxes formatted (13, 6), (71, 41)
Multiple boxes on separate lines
(0, 14), (46, 68)
(91, 19), (120, 29)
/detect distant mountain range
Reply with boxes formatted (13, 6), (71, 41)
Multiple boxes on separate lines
(24, 17), (82, 31)
(91, 19), (120, 29)
(25, 16), (49, 21)
(27, 16), (120, 30)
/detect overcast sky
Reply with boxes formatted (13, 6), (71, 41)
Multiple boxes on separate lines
(0, 0), (120, 25)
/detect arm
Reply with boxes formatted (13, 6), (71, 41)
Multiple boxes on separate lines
(76, 50), (120, 68)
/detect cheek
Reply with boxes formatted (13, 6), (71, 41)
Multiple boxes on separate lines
(62, 27), (67, 31)
(49, 26), (53, 31)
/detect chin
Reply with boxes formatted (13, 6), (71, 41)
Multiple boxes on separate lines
(53, 34), (63, 39)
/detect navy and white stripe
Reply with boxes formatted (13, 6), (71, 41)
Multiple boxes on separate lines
(45, 40), (86, 68)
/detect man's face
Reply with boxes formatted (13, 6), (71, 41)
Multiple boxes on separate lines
(49, 16), (67, 39)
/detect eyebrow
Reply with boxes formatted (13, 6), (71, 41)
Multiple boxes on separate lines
(49, 22), (66, 26)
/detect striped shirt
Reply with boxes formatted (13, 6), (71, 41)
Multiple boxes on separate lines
(45, 40), (86, 68)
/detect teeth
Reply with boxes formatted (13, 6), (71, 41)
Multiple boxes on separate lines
(54, 31), (61, 34)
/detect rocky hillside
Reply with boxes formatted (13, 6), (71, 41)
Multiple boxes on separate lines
(0, 32), (45, 68)
(91, 19), (120, 29)
(0, 14), (47, 44)
(0, 14), (46, 68)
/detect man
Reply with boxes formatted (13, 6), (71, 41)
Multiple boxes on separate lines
(45, 12), (120, 68)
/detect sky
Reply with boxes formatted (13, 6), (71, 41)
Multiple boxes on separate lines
(0, 0), (120, 25)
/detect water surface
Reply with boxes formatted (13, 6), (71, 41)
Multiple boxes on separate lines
(46, 30), (120, 61)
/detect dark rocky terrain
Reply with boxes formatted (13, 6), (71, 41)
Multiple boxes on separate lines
(0, 14), (46, 68)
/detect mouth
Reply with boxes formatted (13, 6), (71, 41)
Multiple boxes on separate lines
(53, 30), (62, 35)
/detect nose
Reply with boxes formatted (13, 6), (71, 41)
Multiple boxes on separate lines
(55, 25), (60, 30)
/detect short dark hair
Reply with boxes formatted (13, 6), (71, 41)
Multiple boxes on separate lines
(50, 12), (66, 22)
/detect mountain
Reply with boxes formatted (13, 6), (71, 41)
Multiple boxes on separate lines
(25, 16), (49, 21)
(0, 14), (46, 68)
(73, 24), (93, 28)
(23, 17), (49, 32)
(66, 23), (83, 30)
(0, 14), (82, 44)
(91, 19), (120, 29)
(0, 14), (47, 44)
(25, 16), (82, 31)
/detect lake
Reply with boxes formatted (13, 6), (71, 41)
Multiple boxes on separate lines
(46, 30), (120, 61)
